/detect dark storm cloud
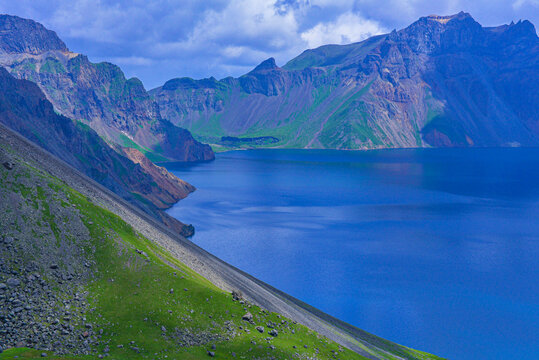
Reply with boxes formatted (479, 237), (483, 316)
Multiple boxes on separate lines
(0, 0), (537, 89)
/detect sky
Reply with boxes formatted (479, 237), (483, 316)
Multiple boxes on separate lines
(1, 0), (537, 89)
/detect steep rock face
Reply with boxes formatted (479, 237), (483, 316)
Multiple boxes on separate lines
(151, 12), (539, 149)
(122, 147), (196, 208)
(0, 67), (194, 234)
(0, 15), (214, 162)
(0, 15), (67, 54)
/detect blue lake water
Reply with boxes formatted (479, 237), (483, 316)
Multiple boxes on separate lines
(165, 148), (539, 360)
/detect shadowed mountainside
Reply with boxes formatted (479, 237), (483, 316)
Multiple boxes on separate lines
(150, 12), (539, 150)
(0, 67), (195, 236)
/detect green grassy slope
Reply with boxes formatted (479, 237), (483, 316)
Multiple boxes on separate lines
(0, 149), (372, 360)
(0, 132), (444, 360)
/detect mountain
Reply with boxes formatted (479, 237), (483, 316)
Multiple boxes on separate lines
(0, 15), (214, 162)
(150, 12), (539, 150)
(0, 122), (444, 360)
(0, 67), (195, 236)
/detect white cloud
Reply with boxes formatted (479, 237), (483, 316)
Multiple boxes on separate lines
(301, 12), (387, 48)
(180, 0), (300, 53)
(512, 0), (539, 9)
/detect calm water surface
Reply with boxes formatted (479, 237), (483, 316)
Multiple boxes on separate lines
(166, 148), (539, 360)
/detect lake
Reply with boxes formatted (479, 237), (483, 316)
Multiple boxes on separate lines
(165, 148), (539, 360)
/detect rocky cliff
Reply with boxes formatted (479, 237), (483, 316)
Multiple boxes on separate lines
(0, 67), (195, 236)
(151, 12), (539, 150)
(0, 15), (214, 162)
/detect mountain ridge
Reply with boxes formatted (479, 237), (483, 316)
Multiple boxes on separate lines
(150, 12), (539, 151)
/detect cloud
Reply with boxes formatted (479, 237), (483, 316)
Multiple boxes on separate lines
(102, 56), (155, 66)
(301, 12), (387, 48)
(0, 0), (537, 88)
(512, 0), (539, 10)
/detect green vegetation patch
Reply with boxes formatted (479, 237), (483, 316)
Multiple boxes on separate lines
(117, 133), (169, 162)
(40, 58), (67, 74)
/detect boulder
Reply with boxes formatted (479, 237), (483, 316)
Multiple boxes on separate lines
(242, 312), (253, 321)
(6, 278), (20, 287)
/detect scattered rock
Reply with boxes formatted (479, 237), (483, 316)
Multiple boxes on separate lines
(3, 161), (14, 170)
(232, 290), (243, 301)
(6, 278), (20, 287)
(207, 351), (215, 357)
(242, 312), (253, 321)
(41, 353), (47, 357)
(256, 326), (264, 333)
(50, 264), (58, 269)
(135, 249), (148, 257)
(269, 329), (278, 337)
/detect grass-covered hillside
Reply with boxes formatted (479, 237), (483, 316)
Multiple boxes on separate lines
(0, 127), (444, 360)
(0, 144), (368, 360)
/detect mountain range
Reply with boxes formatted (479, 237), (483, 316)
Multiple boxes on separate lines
(150, 12), (539, 150)
(0, 14), (214, 163)
(3, 12), (537, 155)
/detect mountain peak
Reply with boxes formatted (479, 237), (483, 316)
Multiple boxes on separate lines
(251, 57), (279, 72)
(425, 11), (472, 24)
(511, 19), (538, 38)
(394, 11), (484, 53)
(0, 14), (68, 54)
(408, 11), (479, 31)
